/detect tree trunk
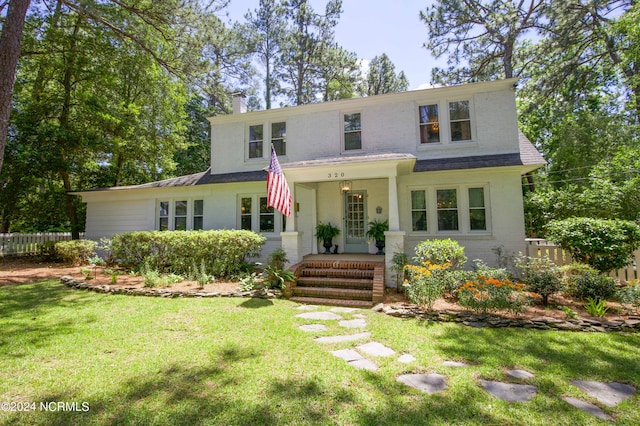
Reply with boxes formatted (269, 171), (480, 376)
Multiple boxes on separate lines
(0, 0), (31, 175)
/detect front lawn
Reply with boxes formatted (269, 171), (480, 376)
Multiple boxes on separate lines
(1, 280), (639, 425)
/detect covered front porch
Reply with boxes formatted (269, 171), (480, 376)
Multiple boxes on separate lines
(278, 153), (416, 287)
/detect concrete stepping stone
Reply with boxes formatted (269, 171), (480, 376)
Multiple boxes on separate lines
(331, 349), (379, 371)
(397, 354), (416, 363)
(570, 380), (636, 407)
(357, 341), (396, 357)
(314, 332), (371, 344)
(331, 349), (363, 362)
(442, 361), (469, 367)
(339, 319), (367, 328)
(296, 305), (319, 310)
(296, 311), (343, 320)
(562, 396), (613, 421)
(349, 358), (379, 371)
(506, 369), (535, 380)
(480, 380), (537, 402)
(298, 324), (327, 332)
(397, 373), (447, 394)
(330, 307), (359, 313)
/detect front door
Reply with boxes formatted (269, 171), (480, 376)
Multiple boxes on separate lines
(343, 190), (368, 253)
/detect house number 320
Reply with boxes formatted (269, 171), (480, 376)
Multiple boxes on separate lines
(328, 172), (345, 178)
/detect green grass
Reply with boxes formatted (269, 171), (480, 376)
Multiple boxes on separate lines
(1, 280), (639, 425)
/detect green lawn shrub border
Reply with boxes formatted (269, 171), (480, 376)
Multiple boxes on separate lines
(110, 230), (266, 278)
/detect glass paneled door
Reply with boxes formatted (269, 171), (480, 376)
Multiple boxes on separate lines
(343, 190), (368, 253)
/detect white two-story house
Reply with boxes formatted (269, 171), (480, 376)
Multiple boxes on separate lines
(76, 78), (544, 285)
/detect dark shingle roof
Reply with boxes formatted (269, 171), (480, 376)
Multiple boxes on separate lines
(414, 131), (545, 173)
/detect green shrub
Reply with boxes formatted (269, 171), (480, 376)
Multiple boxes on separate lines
(413, 239), (467, 269)
(616, 281), (640, 313)
(403, 262), (451, 309)
(457, 275), (531, 315)
(561, 262), (599, 295)
(263, 249), (295, 290)
(390, 251), (410, 288)
(571, 271), (617, 302)
(37, 241), (60, 262)
(514, 255), (563, 306)
(54, 240), (97, 264)
(545, 217), (640, 272)
(110, 230), (266, 278)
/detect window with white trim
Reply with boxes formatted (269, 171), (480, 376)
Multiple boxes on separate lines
(248, 124), (263, 159)
(419, 104), (440, 144)
(271, 122), (286, 156)
(157, 199), (203, 231)
(436, 189), (459, 231)
(468, 187), (486, 230)
(411, 190), (427, 231)
(449, 100), (472, 142)
(238, 195), (283, 234)
(343, 112), (362, 150)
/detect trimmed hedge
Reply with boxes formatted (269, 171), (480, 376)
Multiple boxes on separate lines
(110, 230), (266, 278)
(54, 240), (97, 264)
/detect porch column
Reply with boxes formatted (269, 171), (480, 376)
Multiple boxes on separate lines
(388, 175), (400, 231)
(281, 181), (301, 265)
(386, 174), (404, 287)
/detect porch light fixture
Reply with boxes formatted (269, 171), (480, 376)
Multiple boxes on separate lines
(339, 180), (352, 193)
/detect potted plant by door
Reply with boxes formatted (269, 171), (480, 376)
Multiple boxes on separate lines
(366, 219), (389, 255)
(315, 222), (340, 254)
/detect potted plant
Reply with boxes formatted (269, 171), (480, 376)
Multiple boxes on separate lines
(366, 219), (389, 255)
(315, 222), (340, 254)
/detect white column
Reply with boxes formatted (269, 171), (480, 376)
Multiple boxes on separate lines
(285, 181), (296, 232)
(388, 175), (400, 231)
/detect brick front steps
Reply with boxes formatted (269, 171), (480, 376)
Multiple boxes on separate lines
(287, 260), (384, 308)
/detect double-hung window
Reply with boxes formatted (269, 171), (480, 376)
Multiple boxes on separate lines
(248, 124), (263, 159)
(411, 190), (428, 231)
(449, 100), (472, 142)
(468, 187), (487, 230)
(419, 104), (440, 144)
(343, 113), (362, 150)
(436, 189), (459, 231)
(157, 199), (204, 231)
(271, 122), (286, 156)
(239, 195), (281, 234)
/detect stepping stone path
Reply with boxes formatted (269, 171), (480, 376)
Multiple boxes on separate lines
(293, 304), (636, 420)
(397, 373), (448, 394)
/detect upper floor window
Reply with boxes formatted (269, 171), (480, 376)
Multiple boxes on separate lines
(248, 124), (263, 159)
(271, 122), (286, 156)
(449, 100), (471, 142)
(344, 112), (362, 150)
(419, 104), (440, 144)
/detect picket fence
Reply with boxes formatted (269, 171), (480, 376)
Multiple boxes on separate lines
(525, 238), (639, 281)
(0, 233), (80, 256)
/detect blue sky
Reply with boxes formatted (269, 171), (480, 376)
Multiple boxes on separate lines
(224, 0), (441, 90)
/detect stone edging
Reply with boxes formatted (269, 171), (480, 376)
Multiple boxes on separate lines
(374, 303), (640, 333)
(59, 276), (282, 299)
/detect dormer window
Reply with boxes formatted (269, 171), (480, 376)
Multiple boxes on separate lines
(343, 112), (362, 150)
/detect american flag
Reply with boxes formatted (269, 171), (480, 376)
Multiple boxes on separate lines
(267, 147), (292, 217)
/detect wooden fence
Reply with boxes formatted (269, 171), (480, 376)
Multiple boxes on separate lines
(0, 233), (80, 256)
(525, 238), (639, 281)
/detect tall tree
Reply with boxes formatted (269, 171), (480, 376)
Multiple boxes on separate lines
(420, 0), (547, 84)
(279, 0), (342, 105)
(244, 0), (287, 109)
(361, 53), (409, 96)
(0, 0), (31, 175)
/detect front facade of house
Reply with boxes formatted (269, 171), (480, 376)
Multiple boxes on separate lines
(76, 79), (545, 284)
